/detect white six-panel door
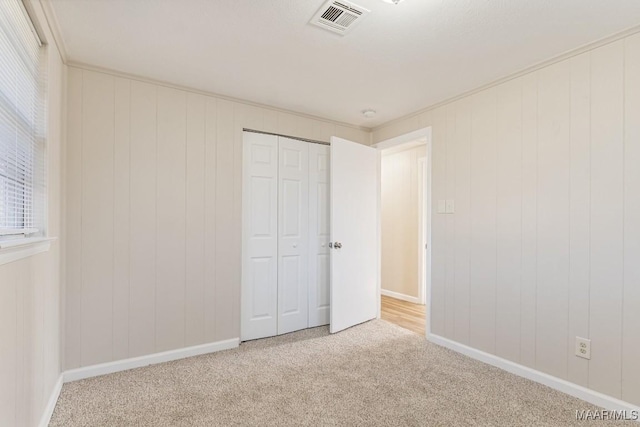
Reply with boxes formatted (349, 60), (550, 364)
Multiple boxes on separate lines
(308, 144), (331, 327)
(277, 137), (310, 335)
(241, 133), (278, 340)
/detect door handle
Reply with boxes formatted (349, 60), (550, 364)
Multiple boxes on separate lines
(334, 242), (342, 249)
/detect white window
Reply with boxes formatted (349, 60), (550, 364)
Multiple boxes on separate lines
(0, 0), (45, 240)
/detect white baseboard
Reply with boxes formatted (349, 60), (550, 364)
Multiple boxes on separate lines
(428, 333), (640, 415)
(38, 374), (63, 427)
(63, 338), (239, 383)
(381, 289), (421, 304)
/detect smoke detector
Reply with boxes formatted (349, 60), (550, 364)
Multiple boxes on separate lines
(362, 109), (376, 119)
(310, 0), (370, 36)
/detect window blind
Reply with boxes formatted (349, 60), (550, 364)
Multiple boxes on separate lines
(0, 0), (43, 236)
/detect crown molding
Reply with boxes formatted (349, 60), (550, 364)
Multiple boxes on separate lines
(66, 60), (371, 133)
(373, 23), (640, 133)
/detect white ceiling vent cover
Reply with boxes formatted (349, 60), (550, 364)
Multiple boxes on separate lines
(310, 0), (370, 35)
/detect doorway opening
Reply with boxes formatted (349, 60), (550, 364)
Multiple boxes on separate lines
(375, 128), (431, 337)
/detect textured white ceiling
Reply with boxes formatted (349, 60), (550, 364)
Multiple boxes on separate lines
(51, 0), (640, 127)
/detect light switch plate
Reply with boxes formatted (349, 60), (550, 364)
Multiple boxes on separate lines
(437, 200), (446, 214)
(446, 199), (455, 214)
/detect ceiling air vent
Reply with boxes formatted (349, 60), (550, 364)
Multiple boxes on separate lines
(310, 0), (370, 35)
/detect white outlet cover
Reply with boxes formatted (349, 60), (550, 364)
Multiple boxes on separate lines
(437, 200), (446, 214)
(575, 337), (591, 360)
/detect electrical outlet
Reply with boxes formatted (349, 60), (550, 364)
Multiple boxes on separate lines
(575, 337), (591, 360)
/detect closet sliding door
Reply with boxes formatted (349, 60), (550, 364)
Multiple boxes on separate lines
(277, 137), (309, 335)
(242, 132), (330, 341)
(241, 133), (279, 341)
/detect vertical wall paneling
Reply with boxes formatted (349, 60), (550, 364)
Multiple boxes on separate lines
(65, 67), (83, 369)
(185, 93), (207, 346)
(80, 71), (115, 366)
(29, 255), (44, 420)
(0, 272), (17, 426)
(203, 98), (218, 342)
(430, 107), (447, 336)
(42, 40), (64, 407)
(567, 53), (591, 387)
(622, 33), (640, 404)
(468, 88), (497, 354)
(536, 60), (571, 379)
(237, 105), (264, 132)
(261, 109), (278, 134)
(15, 261), (25, 425)
(370, 32), (640, 408)
(519, 71), (539, 369)
(128, 81), (158, 358)
(113, 77), (131, 361)
(215, 100), (236, 341)
(495, 78), (523, 363)
(232, 105), (251, 340)
(444, 104), (456, 338)
(335, 125), (369, 146)
(277, 112), (297, 137)
(156, 87), (187, 352)
(20, 261), (38, 425)
(588, 41), (625, 398)
(293, 116), (315, 140)
(24, 262), (36, 423)
(43, 40), (64, 402)
(312, 121), (336, 143)
(453, 99), (471, 345)
(65, 64), (371, 367)
(17, 263), (26, 423)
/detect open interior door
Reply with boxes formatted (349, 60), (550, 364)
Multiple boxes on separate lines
(330, 136), (379, 333)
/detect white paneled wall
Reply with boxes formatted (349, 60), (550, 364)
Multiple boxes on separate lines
(623, 33), (640, 405)
(372, 33), (640, 405)
(0, 1), (65, 425)
(535, 59), (571, 381)
(64, 66), (370, 369)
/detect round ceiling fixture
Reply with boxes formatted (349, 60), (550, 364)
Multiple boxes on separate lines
(362, 109), (377, 119)
(382, 0), (405, 4)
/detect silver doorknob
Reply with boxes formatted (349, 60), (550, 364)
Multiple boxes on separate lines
(334, 242), (342, 249)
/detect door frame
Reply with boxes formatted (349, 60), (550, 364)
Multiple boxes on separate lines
(418, 156), (427, 306)
(373, 127), (433, 338)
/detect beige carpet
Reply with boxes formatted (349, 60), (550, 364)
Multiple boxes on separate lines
(50, 320), (623, 426)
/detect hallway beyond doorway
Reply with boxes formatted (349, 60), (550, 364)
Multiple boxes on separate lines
(381, 295), (425, 336)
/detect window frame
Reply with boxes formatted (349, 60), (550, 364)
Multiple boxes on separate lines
(0, 0), (52, 265)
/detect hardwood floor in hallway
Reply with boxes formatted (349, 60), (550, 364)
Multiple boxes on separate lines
(380, 295), (426, 336)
